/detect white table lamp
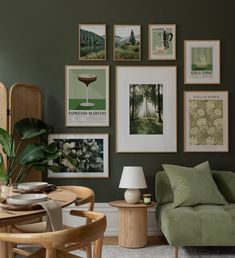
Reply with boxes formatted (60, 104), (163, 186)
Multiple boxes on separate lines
(119, 166), (147, 204)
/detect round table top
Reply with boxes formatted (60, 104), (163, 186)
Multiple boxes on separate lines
(0, 188), (77, 227)
(109, 200), (157, 208)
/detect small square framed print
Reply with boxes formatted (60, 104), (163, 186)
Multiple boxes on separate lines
(148, 24), (176, 60)
(113, 25), (141, 61)
(184, 40), (220, 84)
(79, 24), (106, 60)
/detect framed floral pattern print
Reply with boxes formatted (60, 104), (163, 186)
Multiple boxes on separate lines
(184, 40), (220, 84)
(148, 24), (176, 60)
(65, 65), (109, 127)
(79, 24), (106, 60)
(184, 91), (228, 152)
(47, 133), (109, 178)
(116, 66), (177, 153)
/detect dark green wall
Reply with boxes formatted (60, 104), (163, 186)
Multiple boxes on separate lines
(0, 0), (234, 201)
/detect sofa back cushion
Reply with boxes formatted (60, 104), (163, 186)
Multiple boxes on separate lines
(155, 170), (235, 204)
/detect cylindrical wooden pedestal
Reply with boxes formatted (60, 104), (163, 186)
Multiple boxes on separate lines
(119, 206), (147, 248)
(109, 200), (156, 248)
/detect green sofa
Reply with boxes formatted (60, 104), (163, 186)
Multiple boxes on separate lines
(155, 170), (235, 258)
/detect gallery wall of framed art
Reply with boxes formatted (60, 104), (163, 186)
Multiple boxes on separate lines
(2, 0), (233, 202)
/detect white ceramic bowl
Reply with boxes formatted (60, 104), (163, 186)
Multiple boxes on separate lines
(17, 182), (48, 191)
(7, 194), (48, 206)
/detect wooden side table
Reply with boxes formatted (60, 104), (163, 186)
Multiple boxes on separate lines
(109, 200), (156, 248)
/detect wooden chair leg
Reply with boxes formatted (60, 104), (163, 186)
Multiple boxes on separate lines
(93, 237), (103, 258)
(86, 243), (92, 258)
(174, 246), (178, 258)
(46, 248), (56, 258)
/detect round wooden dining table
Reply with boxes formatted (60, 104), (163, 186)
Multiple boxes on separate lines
(0, 188), (77, 258)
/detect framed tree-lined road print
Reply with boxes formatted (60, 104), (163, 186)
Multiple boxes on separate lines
(116, 66), (177, 153)
(113, 25), (141, 61)
(184, 40), (220, 84)
(48, 133), (109, 178)
(184, 91), (228, 152)
(148, 24), (176, 60)
(65, 65), (109, 127)
(79, 24), (106, 60)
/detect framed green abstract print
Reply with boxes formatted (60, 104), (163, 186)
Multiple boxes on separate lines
(116, 66), (177, 153)
(148, 24), (176, 60)
(79, 24), (106, 60)
(113, 25), (141, 61)
(47, 133), (109, 178)
(184, 91), (228, 152)
(65, 65), (109, 127)
(184, 40), (220, 84)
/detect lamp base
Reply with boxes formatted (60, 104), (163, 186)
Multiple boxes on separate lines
(124, 189), (141, 204)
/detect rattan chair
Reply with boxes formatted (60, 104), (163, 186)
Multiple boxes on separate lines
(0, 210), (106, 258)
(14, 186), (95, 258)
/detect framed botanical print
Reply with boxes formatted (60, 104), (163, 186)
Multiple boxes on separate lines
(116, 66), (177, 153)
(148, 24), (176, 60)
(184, 40), (220, 84)
(48, 133), (109, 178)
(65, 65), (109, 127)
(113, 25), (141, 61)
(184, 91), (228, 152)
(79, 24), (106, 60)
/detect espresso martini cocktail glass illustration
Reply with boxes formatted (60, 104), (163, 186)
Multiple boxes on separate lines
(77, 74), (97, 107)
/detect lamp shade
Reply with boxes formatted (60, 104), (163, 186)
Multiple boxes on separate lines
(119, 166), (147, 189)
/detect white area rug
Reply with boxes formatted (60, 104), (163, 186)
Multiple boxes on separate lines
(16, 245), (235, 258)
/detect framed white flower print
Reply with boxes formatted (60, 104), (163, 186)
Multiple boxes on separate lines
(184, 91), (228, 152)
(47, 133), (109, 178)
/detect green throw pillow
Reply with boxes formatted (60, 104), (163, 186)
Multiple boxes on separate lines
(162, 161), (227, 208)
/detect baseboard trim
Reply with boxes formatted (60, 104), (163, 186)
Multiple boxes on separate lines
(103, 236), (168, 245)
(63, 202), (160, 236)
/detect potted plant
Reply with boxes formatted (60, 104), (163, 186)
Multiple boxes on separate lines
(0, 117), (61, 185)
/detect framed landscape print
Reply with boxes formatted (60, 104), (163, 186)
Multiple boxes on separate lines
(48, 133), (109, 178)
(116, 66), (177, 153)
(184, 40), (220, 84)
(113, 25), (141, 61)
(184, 91), (228, 152)
(148, 24), (176, 60)
(65, 65), (109, 127)
(79, 24), (106, 60)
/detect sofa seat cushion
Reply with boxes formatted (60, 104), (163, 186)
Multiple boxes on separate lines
(156, 203), (235, 246)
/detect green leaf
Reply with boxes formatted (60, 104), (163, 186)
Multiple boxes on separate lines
(43, 143), (58, 154)
(0, 154), (8, 182)
(19, 144), (45, 165)
(0, 128), (14, 157)
(14, 118), (48, 140)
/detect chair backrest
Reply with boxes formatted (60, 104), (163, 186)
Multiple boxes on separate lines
(0, 211), (106, 258)
(60, 185), (95, 211)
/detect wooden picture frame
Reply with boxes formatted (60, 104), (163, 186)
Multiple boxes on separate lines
(113, 25), (141, 61)
(148, 24), (176, 60)
(184, 91), (228, 152)
(116, 66), (177, 153)
(48, 133), (109, 178)
(65, 65), (109, 127)
(79, 24), (106, 60)
(184, 40), (220, 84)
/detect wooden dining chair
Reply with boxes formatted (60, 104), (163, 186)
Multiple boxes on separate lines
(1, 210), (106, 258)
(13, 186), (95, 258)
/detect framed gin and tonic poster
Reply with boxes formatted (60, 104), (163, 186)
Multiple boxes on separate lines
(148, 24), (176, 60)
(184, 40), (220, 84)
(184, 91), (228, 152)
(65, 65), (109, 127)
